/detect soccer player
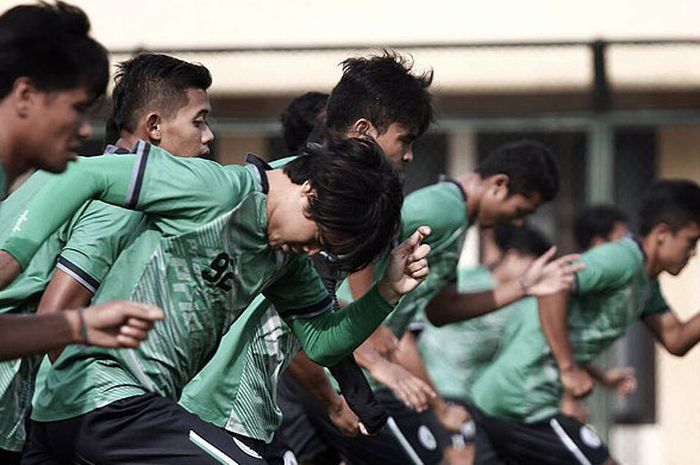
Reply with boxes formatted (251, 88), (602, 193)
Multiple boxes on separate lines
(0, 1), (106, 194)
(282, 140), (581, 465)
(0, 52), (216, 463)
(418, 224), (552, 462)
(279, 91), (328, 155)
(573, 205), (629, 252)
(180, 53), (436, 464)
(469, 180), (700, 465)
(0, 1), (163, 375)
(14, 136), (429, 464)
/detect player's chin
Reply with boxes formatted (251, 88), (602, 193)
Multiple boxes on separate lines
(42, 152), (77, 173)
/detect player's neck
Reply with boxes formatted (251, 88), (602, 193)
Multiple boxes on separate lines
(456, 172), (482, 224)
(115, 133), (145, 152)
(0, 122), (29, 188)
(265, 169), (293, 218)
(641, 234), (663, 278)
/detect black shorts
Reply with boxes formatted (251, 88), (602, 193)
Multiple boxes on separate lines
(0, 448), (21, 465)
(21, 393), (269, 465)
(277, 374), (448, 465)
(471, 406), (610, 465)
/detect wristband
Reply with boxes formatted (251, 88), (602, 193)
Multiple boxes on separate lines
(77, 308), (89, 345)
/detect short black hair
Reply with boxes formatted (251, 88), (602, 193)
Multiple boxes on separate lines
(494, 224), (551, 257)
(574, 204), (628, 250)
(639, 179), (700, 236)
(105, 53), (212, 145)
(280, 92), (328, 154)
(0, 1), (108, 102)
(284, 137), (402, 272)
(477, 140), (559, 202)
(326, 50), (434, 138)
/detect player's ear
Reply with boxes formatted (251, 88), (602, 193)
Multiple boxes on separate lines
(488, 174), (510, 200)
(145, 113), (162, 144)
(348, 118), (379, 139)
(12, 77), (39, 118)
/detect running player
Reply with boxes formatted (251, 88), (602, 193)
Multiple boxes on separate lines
(16, 136), (428, 464)
(281, 140), (580, 465)
(469, 180), (700, 465)
(180, 52), (436, 464)
(0, 2), (162, 369)
(0, 52), (215, 463)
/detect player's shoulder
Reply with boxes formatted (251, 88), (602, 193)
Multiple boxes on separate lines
(403, 181), (467, 239)
(581, 236), (642, 267)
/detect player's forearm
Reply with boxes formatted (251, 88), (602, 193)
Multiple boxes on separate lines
(291, 283), (395, 366)
(426, 280), (526, 326)
(664, 312), (700, 356)
(0, 311), (82, 360)
(286, 352), (344, 411)
(538, 290), (576, 371)
(394, 333), (442, 410)
(2, 156), (134, 270)
(585, 364), (606, 383)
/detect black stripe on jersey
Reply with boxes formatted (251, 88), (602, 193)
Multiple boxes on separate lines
(283, 294), (334, 320)
(245, 153), (272, 194)
(125, 142), (151, 209)
(56, 256), (100, 294)
(438, 175), (467, 201)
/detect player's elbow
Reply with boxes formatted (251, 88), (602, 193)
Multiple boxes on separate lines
(303, 347), (343, 367)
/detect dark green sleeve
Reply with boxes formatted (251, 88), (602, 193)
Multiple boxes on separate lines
(288, 284), (395, 366)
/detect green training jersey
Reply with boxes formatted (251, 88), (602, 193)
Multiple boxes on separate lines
(335, 179), (470, 391)
(0, 147), (146, 452)
(470, 237), (669, 423)
(419, 265), (530, 404)
(25, 143), (392, 422)
(180, 297), (300, 442)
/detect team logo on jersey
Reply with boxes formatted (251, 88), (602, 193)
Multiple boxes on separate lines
(579, 425), (602, 449)
(417, 425), (437, 450)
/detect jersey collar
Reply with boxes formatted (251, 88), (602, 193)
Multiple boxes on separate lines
(438, 174), (467, 201)
(245, 153), (272, 194)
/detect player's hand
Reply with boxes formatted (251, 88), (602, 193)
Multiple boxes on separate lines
(378, 226), (431, 304)
(76, 301), (164, 348)
(369, 359), (436, 411)
(366, 325), (399, 360)
(560, 392), (588, 423)
(601, 367), (637, 398)
(520, 247), (585, 297)
(560, 365), (595, 398)
(327, 395), (361, 437)
(435, 401), (470, 434)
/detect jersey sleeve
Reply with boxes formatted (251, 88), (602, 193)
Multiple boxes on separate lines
(287, 284), (396, 366)
(56, 201), (146, 294)
(2, 143), (246, 270)
(573, 240), (642, 295)
(400, 184), (468, 252)
(641, 280), (670, 317)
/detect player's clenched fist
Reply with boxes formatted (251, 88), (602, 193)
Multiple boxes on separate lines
(377, 226), (431, 304)
(72, 301), (165, 349)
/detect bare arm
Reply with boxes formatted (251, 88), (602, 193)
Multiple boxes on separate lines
(538, 289), (594, 397)
(644, 310), (700, 356)
(286, 351), (361, 436)
(426, 248), (582, 326)
(37, 269), (94, 362)
(0, 301), (163, 360)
